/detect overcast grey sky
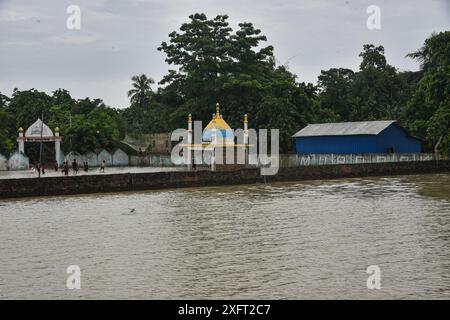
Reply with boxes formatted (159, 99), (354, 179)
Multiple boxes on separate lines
(0, 0), (449, 107)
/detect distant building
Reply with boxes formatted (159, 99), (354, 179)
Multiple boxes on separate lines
(184, 103), (251, 171)
(293, 120), (421, 155)
(121, 133), (172, 155)
(145, 133), (172, 154)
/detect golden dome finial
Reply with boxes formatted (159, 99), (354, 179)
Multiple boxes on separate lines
(216, 103), (220, 117)
(18, 127), (24, 133)
(188, 113), (192, 123)
(244, 114), (248, 123)
(55, 127), (60, 132)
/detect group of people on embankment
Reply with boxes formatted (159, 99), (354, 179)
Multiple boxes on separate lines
(32, 159), (107, 176)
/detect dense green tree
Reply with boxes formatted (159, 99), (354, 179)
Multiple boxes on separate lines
(71, 97), (103, 115)
(318, 44), (415, 124)
(404, 31), (450, 155)
(158, 13), (316, 151)
(63, 106), (124, 154)
(350, 45), (406, 121)
(158, 14), (274, 123)
(0, 92), (9, 108)
(0, 89), (127, 158)
(0, 92), (14, 155)
(6, 89), (53, 131)
(0, 108), (15, 155)
(52, 88), (75, 106)
(317, 68), (355, 120)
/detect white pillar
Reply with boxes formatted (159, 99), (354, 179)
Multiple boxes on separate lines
(54, 128), (62, 165)
(18, 128), (25, 154)
(55, 131), (61, 167)
(244, 114), (248, 165)
(211, 148), (216, 171)
(211, 120), (217, 171)
(55, 141), (61, 165)
(187, 114), (192, 171)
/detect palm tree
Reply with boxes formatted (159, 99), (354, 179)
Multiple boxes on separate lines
(405, 48), (429, 70)
(127, 74), (154, 107)
(405, 32), (436, 71)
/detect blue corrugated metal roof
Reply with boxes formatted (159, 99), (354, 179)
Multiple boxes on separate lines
(292, 120), (396, 137)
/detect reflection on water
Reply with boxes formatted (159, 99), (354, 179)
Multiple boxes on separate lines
(0, 174), (449, 299)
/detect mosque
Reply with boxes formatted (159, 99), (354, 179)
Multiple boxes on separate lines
(185, 103), (252, 171)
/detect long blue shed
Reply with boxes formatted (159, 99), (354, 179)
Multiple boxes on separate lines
(293, 120), (421, 155)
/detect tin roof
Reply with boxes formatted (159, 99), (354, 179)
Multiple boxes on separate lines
(292, 120), (397, 137)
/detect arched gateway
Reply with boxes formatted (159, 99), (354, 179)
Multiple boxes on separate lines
(17, 118), (63, 165)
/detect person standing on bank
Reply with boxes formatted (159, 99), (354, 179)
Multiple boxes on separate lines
(100, 160), (106, 173)
(72, 159), (78, 175)
(63, 161), (69, 176)
(84, 161), (89, 172)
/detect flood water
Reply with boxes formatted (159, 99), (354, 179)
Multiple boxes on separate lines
(1, 173), (449, 299)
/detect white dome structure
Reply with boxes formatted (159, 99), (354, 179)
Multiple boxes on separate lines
(25, 118), (54, 137)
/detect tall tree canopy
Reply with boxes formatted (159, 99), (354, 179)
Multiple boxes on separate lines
(0, 96), (14, 155)
(157, 13), (316, 151)
(403, 31), (450, 155)
(318, 45), (417, 123)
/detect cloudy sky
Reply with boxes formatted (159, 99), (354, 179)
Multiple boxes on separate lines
(0, 0), (448, 107)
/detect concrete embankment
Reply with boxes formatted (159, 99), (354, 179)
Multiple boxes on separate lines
(0, 160), (449, 199)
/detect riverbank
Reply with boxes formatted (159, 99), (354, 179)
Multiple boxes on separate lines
(0, 160), (449, 199)
(0, 166), (184, 180)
